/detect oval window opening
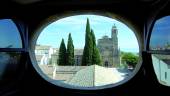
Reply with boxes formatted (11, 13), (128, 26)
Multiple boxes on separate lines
(150, 16), (170, 86)
(34, 15), (140, 89)
(0, 19), (23, 84)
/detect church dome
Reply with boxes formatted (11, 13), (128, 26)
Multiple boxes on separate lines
(102, 35), (109, 39)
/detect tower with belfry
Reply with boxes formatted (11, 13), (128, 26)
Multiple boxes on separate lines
(97, 24), (120, 67)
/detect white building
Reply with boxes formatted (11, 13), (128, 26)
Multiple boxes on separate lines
(152, 54), (170, 86)
(35, 45), (57, 65)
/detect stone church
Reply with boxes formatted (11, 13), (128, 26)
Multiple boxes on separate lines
(97, 25), (120, 67)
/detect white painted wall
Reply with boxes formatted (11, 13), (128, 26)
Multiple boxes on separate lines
(152, 55), (170, 86)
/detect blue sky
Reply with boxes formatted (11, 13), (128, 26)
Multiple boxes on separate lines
(37, 15), (139, 52)
(0, 19), (22, 48)
(150, 16), (170, 48)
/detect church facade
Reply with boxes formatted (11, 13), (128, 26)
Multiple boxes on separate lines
(97, 25), (120, 67)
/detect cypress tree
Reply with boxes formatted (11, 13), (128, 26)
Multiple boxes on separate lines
(82, 18), (93, 66)
(58, 39), (66, 65)
(91, 29), (102, 65)
(67, 33), (74, 65)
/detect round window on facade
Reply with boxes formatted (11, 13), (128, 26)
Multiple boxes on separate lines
(32, 14), (141, 89)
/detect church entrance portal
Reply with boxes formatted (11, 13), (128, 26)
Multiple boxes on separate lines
(104, 61), (109, 67)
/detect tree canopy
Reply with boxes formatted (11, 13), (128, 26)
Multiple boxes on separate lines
(82, 18), (93, 65)
(58, 39), (66, 65)
(91, 29), (102, 65)
(82, 18), (101, 66)
(67, 33), (74, 65)
(121, 52), (139, 68)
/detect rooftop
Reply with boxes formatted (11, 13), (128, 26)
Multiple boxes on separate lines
(154, 54), (170, 65)
(102, 35), (109, 39)
(67, 65), (127, 87)
(35, 45), (51, 50)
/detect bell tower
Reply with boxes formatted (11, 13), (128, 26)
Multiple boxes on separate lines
(111, 24), (118, 46)
(111, 24), (119, 67)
